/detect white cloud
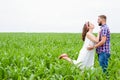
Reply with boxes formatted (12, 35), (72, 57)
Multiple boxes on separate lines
(0, 0), (120, 32)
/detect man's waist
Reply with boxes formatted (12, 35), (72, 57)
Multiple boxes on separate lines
(96, 49), (110, 53)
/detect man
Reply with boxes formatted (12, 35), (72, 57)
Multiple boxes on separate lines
(88, 15), (110, 73)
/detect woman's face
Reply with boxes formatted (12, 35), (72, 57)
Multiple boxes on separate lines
(88, 22), (94, 29)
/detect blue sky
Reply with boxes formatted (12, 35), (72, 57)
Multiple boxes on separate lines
(0, 0), (120, 33)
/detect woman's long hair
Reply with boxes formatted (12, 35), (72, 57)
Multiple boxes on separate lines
(82, 22), (89, 41)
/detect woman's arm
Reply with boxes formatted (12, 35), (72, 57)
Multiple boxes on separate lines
(86, 32), (100, 43)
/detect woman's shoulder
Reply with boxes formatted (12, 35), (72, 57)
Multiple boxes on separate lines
(85, 32), (91, 40)
(86, 32), (93, 37)
(86, 32), (95, 43)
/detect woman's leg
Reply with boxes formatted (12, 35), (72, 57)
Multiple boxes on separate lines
(62, 56), (73, 63)
(59, 53), (73, 63)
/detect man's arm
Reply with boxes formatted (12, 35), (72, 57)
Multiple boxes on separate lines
(88, 27), (107, 50)
(87, 36), (106, 50)
(94, 36), (106, 48)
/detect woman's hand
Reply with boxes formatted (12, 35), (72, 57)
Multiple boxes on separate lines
(96, 29), (101, 42)
(98, 29), (101, 35)
(87, 44), (94, 50)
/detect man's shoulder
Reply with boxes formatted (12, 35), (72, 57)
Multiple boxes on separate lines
(102, 25), (109, 30)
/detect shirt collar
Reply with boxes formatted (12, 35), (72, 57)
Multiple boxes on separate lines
(100, 24), (106, 29)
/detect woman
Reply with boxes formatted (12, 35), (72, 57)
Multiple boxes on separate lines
(59, 22), (99, 70)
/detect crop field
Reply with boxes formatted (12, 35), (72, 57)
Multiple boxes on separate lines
(0, 33), (119, 80)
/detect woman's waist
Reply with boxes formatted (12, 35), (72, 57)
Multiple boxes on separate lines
(81, 47), (95, 51)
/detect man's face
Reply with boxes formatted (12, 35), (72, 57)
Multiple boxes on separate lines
(97, 17), (102, 26)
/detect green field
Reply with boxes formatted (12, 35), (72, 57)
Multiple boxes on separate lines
(0, 33), (120, 80)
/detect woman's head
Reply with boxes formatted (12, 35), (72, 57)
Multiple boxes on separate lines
(82, 22), (94, 41)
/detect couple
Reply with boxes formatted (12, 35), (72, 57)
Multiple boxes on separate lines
(59, 15), (110, 73)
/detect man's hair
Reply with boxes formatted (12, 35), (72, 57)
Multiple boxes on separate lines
(98, 15), (107, 21)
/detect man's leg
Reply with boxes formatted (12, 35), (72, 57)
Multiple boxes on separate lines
(98, 53), (106, 72)
(104, 53), (110, 72)
(98, 52), (110, 73)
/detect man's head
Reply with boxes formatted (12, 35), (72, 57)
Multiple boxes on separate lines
(98, 15), (107, 26)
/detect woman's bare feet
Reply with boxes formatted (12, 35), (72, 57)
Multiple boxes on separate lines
(59, 53), (68, 59)
(59, 53), (72, 63)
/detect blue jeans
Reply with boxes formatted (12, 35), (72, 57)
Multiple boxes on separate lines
(98, 52), (110, 73)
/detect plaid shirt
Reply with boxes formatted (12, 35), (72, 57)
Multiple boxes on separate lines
(96, 24), (110, 54)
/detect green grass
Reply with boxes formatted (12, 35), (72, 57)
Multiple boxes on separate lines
(0, 33), (120, 80)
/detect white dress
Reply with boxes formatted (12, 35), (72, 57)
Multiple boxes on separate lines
(73, 37), (95, 70)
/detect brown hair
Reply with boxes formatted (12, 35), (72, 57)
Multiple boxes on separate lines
(99, 15), (107, 21)
(82, 22), (89, 41)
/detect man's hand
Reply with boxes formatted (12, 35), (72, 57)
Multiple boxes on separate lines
(87, 45), (94, 50)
